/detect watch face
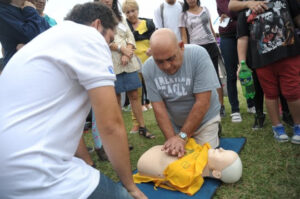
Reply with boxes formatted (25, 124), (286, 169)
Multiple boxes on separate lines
(180, 132), (187, 139)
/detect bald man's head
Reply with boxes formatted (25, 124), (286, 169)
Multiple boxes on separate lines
(150, 29), (184, 75)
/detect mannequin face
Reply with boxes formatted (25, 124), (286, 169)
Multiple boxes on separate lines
(207, 148), (238, 171)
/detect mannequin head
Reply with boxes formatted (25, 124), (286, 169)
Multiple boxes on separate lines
(137, 145), (242, 183)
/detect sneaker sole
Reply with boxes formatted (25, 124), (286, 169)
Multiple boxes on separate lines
(274, 137), (289, 143)
(291, 139), (300, 144)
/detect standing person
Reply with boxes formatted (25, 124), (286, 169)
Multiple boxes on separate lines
(0, 0), (50, 68)
(143, 29), (221, 157)
(179, 0), (225, 117)
(122, 0), (156, 133)
(0, 2), (147, 199)
(30, 0), (57, 26)
(229, 0), (294, 129)
(237, 0), (300, 144)
(153, 0), (183, 41)
(97, 0), (155, 139)
(216, 0), (256, 123)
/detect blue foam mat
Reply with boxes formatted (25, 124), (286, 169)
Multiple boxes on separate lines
(133, 137), (246, 199)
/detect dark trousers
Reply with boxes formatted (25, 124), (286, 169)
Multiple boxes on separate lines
(220, 36), (254, 113)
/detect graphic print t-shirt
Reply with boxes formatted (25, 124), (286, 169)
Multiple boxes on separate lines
(237, 0), (300, 68)
(142, 45), (220, 132)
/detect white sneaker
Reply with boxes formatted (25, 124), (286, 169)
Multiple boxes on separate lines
(231, 112), (242, 123)
(142, 106), (148, 112)
(247, 106), (256, 114)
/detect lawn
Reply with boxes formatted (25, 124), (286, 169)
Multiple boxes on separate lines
(84, 88), (300, 199)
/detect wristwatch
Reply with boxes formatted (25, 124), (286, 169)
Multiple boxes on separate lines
(178, 132), (188, 141)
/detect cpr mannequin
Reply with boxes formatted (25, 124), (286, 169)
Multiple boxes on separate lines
(133, 139), (242, 196)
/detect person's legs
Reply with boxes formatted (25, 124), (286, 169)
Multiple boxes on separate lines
(91, 111), (108, 161)
(193, 115), (221, 149)
(88, 172), (134, 199)
(130, 74), (143, 133)
(220, 37), (240, 113)
(278, 55), (300, 144)
(256, 61), (290, 142)
(252, 70), (265, 129)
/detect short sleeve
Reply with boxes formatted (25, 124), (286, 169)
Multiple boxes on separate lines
(236, 11), (249, 39)
(142, 59), (163, 102)
(67, 35), (116, 90)
(192, 46), (220, 93)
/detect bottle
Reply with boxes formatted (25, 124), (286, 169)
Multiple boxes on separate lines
(239, 60), (255, 99)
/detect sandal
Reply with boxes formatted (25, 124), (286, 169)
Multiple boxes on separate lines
(139, 127), (155, 139)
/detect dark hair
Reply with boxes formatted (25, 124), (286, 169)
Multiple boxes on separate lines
(111, 0), (122, 21)
(94, 0), (122, 21)
(65, 2), (118, 30)
(183, 0), (200, 12)
(0, 0), (12, 4)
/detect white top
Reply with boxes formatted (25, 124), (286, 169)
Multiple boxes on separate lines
(179, 7), (215, 45)
(0, 21), (116, 199)
(153, 1), (182, 41)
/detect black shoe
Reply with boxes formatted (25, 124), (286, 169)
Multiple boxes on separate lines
(87, 146), (94, 153)
(129, 144), (134, 151)
(282, 111), (294, 127)
(220, 105), (226, 117)
(95, 147), (108, 161)
(252, 113), (265, 130)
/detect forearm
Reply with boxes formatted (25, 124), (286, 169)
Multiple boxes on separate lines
(228, 0), (249, 12)
(89, 87), (135, 191)
(180, 91), (211, 137)
(180, 27), (188, 44)
(75, 136), (93, 166)
(237, 36), (249, 63)
(152, 101), (176, 139)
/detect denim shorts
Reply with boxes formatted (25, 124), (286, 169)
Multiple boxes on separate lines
(115, 71), (142, 94)
(88, 172), (133, 199)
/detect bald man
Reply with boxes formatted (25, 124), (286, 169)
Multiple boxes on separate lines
(142, 29), (221, 158)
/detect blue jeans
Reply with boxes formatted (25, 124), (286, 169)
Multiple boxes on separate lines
(220, 36), (254, 113)
(88, 172), (134, 199)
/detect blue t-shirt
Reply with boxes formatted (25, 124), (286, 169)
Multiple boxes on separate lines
(0, 3), (50, 67)
(142, 44), (220, 132)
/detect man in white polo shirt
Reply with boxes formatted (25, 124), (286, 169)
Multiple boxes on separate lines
(0, 2), (146, 199)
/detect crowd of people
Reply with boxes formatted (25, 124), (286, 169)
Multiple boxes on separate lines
(0, 0), (299, 198)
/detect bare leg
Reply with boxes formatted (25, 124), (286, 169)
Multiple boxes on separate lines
(127, 89), (145, 127)
(75, 136), (94, 166)
(265, 98), (281, 126)
(287, 99), (300, 124)
(116, 93), (121, 108)
(217, 87), (224, 105)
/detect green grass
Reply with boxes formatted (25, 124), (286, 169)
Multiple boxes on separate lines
(84, 88), (300, 198)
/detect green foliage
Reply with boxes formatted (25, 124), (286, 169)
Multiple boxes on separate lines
(84, 90), (300, 198)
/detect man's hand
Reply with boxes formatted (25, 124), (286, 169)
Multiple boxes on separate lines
(162, 135), (186, 158)
(128, 185), (148, 199)
(22, 1), (36, 9)
(247, 1), (268, 14)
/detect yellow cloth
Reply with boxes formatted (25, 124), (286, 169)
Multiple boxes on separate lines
(134, 20), (150, 64)
(133, 139), (211, 196)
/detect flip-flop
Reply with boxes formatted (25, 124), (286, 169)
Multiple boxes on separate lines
(139, 126), (155, 139)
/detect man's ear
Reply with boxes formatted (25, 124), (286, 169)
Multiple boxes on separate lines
(91, 19), (103, 31)
(212, 170), (222, 179)
(178, 41), (185, 50)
